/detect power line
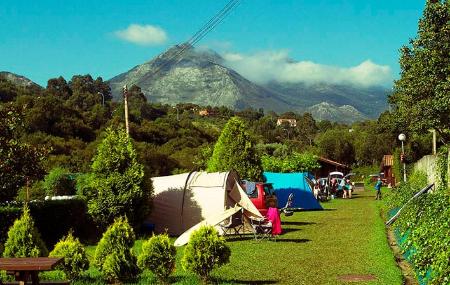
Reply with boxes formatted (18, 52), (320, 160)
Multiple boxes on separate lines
(146, 0), (241, 79)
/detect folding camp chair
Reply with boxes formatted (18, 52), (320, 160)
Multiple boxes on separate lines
(281, 193), (294, 216)
(250, 217), (273, 240)
(220, 209), (244, 237)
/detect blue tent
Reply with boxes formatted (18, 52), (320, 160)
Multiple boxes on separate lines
(263, 172), (322, 210)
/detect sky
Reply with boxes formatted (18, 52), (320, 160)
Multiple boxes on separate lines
(0, 0), (426, 87)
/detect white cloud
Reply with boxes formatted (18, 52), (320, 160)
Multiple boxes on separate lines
(115, 24), (167, 46)
(222, 50), (393, 87)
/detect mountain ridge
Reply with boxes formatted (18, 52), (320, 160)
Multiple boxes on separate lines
(108, 45), (388, 123)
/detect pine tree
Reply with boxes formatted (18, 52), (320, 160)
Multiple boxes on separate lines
(77, 127), (148, 228)
(207, 117), (263, 181)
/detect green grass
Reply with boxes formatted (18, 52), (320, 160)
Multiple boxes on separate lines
(39, 189), (403, 284)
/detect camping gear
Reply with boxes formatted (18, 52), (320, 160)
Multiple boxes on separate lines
(250, 217), (273, 240)
(263, 172), (323, 210)
(280, 193), (294, 216)
(148, 170), (263, 236)
(174, 205), (243, 246)
(220, 208), (244, 237)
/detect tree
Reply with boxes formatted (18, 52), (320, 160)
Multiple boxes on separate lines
(0, 105), (46, 202)
(46, 76), (72, 99)
(389, 0), (450, 142)
(3, 205), (48, 257)
(315, 128), (355, 165)
(78, 127), (149, 228)
(207, 117), (263, 181)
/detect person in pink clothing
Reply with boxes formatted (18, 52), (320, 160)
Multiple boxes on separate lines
(266, 207), (282, 235)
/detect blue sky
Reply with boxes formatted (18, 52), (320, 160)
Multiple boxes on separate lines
(0, 0), (425, 86)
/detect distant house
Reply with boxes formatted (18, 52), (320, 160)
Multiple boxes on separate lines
(314, 157), (349, 178)
(199, 109), (210, 116)
(276, 118), (297, 127)
(380, 154), (396, 186)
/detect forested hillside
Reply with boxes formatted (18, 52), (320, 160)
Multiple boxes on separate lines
(0, 72), (433, 202)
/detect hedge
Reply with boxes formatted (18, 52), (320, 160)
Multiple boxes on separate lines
(383, 170), (450, 285)
(0, 199), (99, 250)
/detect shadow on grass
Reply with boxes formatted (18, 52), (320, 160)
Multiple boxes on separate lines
(282, 221), (316, 226)
(282, 227), (302, 234)
(213, 277), (278, 284)
(321, 208), (337, 211)
(225, 236), (255, 242)
(275, 238), (311, 243)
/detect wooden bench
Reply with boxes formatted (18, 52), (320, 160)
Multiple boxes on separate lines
(0, 258), (68, 285)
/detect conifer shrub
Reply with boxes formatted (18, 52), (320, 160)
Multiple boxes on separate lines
(182, 226), (230, 282)
(49, 232), (89, 280)
(207, 116), (263, 181)
(137, 233), (176, 284)
(2, 205), (48, 257)
(94, 217), (139, 283)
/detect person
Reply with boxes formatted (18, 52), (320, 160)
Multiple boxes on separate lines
(313, 182), (320, 200)
(374, 177), (382, 200)
(343, 179), (350, 199)
(266, 201), (282, 235)
(348, 181), (353, 199)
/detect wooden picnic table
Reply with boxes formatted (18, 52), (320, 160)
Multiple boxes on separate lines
(0, 257), (63, 285)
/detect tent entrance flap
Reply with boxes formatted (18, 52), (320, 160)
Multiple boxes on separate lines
(174, 205), (243, 247)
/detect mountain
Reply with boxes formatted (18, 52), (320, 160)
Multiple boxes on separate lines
(0, 71), (41, 89)
(263, 81), (388, 119)
(109, 44), (292, 113)
(306, 102), (368, 124)
(108, 45), (389, 122)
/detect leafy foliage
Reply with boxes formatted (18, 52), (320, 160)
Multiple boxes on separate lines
(42, 167), (76, 196)
(77, 127), (149, 228)
(434, 145), (448, 191)
(94, 217), (139, 283)
(2, 205), (48, 257)
(0, 105), (46, 202)
(384, 169), (450, 285)
(182, 225), (231, 282)
(261, 152), (320, 173)
(49, 232), (89, 280)
(389, 0), (450, 142)
(137, 233), (176, 283)
(207, 117), (263, 181)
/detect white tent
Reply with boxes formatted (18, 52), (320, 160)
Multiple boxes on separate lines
(147, 170), (262, 235)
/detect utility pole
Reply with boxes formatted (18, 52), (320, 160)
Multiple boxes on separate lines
(122, 85), (130, 136)
(398, 133), (407, 182)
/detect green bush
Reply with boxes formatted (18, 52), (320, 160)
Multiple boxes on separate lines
(94, 216), (139, 283)
(0, 205), (21, 247)
(2, 205), (48, 257)
(137, 233), (176, 283)
(49, 232), (89, 280)
(384, 169), (449, 285)
(43, 167), (76, 196)
(182, 226), (230, 282)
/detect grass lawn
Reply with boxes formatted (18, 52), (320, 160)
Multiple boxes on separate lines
(47, 189), (403, 284)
